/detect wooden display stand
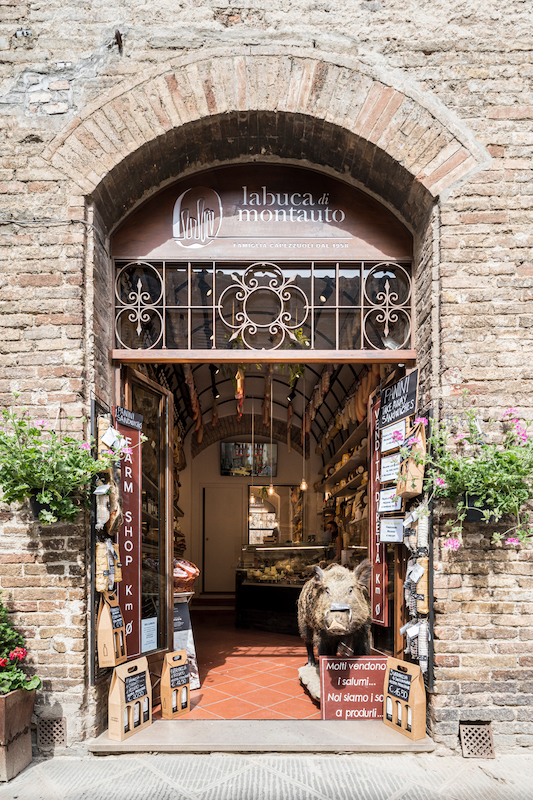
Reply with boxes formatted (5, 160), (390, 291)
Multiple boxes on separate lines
(161, 650), (190, 719)
(96, 591), (127, 668)
(108, 657), (152, 742)
(382, 657), (426, 741)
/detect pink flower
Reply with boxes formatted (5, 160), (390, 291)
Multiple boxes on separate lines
(35, 420), (46, 427)
(406, 436), (420, 447)
(392, 430), (404, 443)
(9, 646), (26, 661)
(414, 417), (428, 426)
(104, 449), (114, 456)
(80, 442), (91, 451)
(122, 446), (133, 456)
(505, 538), (520, 547)
(0, 658), (7, 668)
(454, 433), (466, 442)
(436, 477), (445, 487)
(443, 538), (461, 551)
(503, 409), (519, 418)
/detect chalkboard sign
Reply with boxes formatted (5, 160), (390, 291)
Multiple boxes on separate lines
(379, 371), (418, 428)
(170, 663), (189, 689)
(115, 406), (143, 431)
(124, 670), (148, 703)
(387, 668), (412, 701)
(110, 605), (124, 630)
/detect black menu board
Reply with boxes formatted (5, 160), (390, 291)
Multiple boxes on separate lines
(170, 663), (189, 689)
(387, 669), (412, 701)
(110, 606), (124, 630)
(124, 671), (147, 703)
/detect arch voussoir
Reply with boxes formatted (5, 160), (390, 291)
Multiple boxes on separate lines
(40, 48), (491, 228)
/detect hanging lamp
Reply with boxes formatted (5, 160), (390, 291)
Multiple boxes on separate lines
(300, 378), (307, 492)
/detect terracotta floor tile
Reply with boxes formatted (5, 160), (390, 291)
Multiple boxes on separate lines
(189, 687), (232, 708)
(222, 666), (262, 680)
(221, 679), (260, 697)
(272, 679), (306, 698)
(239, 687), (292, 707)
(199, 672), (236, 688)
(246, 670), (287, 689)
(269, 666), (301, 680)
(269, 696), (319, 718)
(305, 711), (322, 719)
(237, 708), (292, 719)
(247, 659), (279, 672)
(205, 697), (261, 719)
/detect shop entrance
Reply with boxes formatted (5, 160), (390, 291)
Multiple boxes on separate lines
(114, 356), (410, 721)
(100, 161), (424, 724)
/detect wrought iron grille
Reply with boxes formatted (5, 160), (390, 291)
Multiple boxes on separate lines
(114, 260), (413, 352)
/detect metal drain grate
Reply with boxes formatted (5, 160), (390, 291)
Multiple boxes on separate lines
(459, 722), (495, 758)
(36, 717), (67, 749)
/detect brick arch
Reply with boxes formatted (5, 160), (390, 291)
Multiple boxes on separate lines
(42, 47), (491, 232)
(190, 413), (304, 460)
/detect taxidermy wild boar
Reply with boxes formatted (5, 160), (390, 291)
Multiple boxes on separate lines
(297, 559), (371, 666)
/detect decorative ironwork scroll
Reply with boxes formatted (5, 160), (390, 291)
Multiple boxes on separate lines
(114, 260), (413, 352)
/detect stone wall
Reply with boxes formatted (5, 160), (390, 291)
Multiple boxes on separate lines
(1, 0), (532, 751)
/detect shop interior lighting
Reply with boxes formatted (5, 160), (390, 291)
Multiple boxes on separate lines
(287, 379), (298, 402)
(300, 379), (307, 492)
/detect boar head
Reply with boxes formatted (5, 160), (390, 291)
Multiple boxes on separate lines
(312, 560), (370, 636)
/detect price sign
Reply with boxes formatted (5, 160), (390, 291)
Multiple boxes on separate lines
(378, 489), (402, 514)
(381, 419), (406, 453)
(170, 663), (189, 689)
(124, 671), (148, 703)
(387, 668), (412, 701)
(379, 518), (404, 543)
(110, 605), (124, 630)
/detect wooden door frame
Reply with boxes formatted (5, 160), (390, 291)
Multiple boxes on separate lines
(117, 366), (174, 688)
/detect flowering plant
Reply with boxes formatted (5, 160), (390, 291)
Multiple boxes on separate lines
(425, 395), (533, 545)
(0, 396), (125, 524)
(0, 594), (41, 694)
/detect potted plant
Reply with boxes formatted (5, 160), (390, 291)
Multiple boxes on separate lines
(423, 394), (533, 547)
(0, 395), (125, 524)
(0, 593), (41, 781)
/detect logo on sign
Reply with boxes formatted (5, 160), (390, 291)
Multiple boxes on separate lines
(173, 186), (223, 248)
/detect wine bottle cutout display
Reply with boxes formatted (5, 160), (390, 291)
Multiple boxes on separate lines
(161, 650), (190, 719)
(383, 657), (426, 741)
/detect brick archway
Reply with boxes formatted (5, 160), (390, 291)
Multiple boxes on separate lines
(190, 413), (304, 460)
(43, 47), (491, 233)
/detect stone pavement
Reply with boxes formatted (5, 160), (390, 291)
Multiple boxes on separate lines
(1, 752), (533, 800)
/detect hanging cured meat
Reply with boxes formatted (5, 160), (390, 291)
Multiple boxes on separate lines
(287, 400), (293, 453)
(183, 364), (203, 444)
(235, 367), (245, 421)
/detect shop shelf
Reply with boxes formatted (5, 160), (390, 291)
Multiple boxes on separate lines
(330, 473), (367, 499)
(319, 420), (367, 476)
(316, 442), (368, 493)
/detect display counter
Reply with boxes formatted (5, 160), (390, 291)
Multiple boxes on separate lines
(236, 544), (331, 635)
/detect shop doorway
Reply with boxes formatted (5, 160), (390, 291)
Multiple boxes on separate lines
(103, 161), (422, 721)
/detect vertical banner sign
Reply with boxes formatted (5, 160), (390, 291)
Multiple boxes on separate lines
(115, 407), (143, 658)
(370, 395), (388, 626)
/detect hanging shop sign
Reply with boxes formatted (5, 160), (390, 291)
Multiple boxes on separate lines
(320, 657), (387, 720)
(112, 165), (412, 262)
(369, 394), (388, 626)
(378, 370), (418, 429)
(115, 408), (143, 658)
(115, 406), (143, 431)
(380, 419), (407, 454)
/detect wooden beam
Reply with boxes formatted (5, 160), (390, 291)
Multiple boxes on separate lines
(111, 349), (417, 365)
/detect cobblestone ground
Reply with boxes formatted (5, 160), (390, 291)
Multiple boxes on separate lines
(1, 753), (533, 800)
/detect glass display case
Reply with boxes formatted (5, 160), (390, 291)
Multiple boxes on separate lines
(239, 544), (332, 586)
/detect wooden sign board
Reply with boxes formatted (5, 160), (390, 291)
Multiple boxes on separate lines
(161, 650), (190, 720)
(108, 656), (152, 742)
(383, 657), (426, 740)
(320, 657), (387, 720)
(96, 591), (127, 668)
(378, 370), (418, 429)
